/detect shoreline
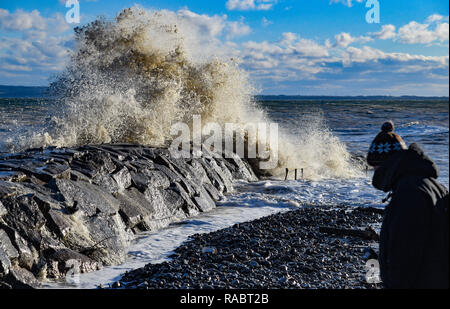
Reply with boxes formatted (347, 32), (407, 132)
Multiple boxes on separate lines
(112, 206), (383, 289)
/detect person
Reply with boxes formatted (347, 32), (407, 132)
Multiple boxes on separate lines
(367, 121), (449, 289)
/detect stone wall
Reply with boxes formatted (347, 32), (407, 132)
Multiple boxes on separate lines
(0, 144), (257, 288)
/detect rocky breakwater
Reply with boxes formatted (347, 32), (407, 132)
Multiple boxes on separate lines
(0, 144), (257, 288)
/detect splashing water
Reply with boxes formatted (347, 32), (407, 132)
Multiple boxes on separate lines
(12, 7), (360, 180)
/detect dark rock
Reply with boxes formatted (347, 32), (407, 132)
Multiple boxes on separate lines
(112, 167), (132, 192)
(172, 182), (200, 217)
(0, 229), (19, 275)
(52, 179), (120, 217)
(193, 187), (216, 212)
(47, 248), (101, 279)
(153, 163), (181, 183)
(223, 151), (258, 182)
(46, 208), (74, 238)
(76, 213), (131, 265)
(116, 188), (155, 231)
(31, 163), (71, 183)
(0, 181), (31, 199)
(142, 170), (170, 190)
(69, 170), (91, 182)
(0, 247), (11, 275)
(0, 171), (27, 182)
(0, 195), (51, 250)
(0, 143), (258, 288)
(129, 171), (149, 192)
(198, 159), (225, 192)
(0, 200), (6, 217)
(92, 174), (120, 194)
(2, 265), (39, 289)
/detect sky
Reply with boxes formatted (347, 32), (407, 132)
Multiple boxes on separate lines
(0, 0), (448, 95)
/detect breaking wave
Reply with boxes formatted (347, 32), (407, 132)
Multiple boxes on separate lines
(16, 7), (362, 179)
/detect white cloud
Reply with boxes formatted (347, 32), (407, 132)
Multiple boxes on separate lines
(226, 0), (277, 11)
(367, 15), (449, 45)
(158, 9), (251, 60)
(171, 9), (253, 40)
(280, 32), (298, 45)
(236, 28), (448, 94)
(334, 32), (372, 47)
(227, 20), (252, 38)
(262, 17), (273, 27)
(58, 0), (98, 4)
(398, 20), (449, 44)
(0, 9), (46, 31)
(370, 24), (397, 40)
(434, 23), (450, 42)
(177, 9), (226, 38)
(329, 0), (363, 7)
(0, 9), (73, 84)
(1, 7), (448, 95)
(342, 45), (448, 66)
(0, 9), (70, 33)
(426, 14), (445, 23)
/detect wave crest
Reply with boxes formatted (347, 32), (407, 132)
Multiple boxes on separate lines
(22, 7), (361, 179)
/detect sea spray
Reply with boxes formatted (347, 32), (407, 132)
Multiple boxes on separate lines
(10, 7), (361, 179)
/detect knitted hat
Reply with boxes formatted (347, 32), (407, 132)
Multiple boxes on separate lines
(367, 121), (407, 167)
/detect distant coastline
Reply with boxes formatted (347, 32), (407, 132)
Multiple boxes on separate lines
(256, 95), (450, 101)
(0, 85), (49, 98)
(0, 85), (448, 101)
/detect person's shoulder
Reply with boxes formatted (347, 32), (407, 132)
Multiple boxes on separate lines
(395, 176), (432, 198)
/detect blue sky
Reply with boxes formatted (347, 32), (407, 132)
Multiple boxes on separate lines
(0, 0), (448, 95)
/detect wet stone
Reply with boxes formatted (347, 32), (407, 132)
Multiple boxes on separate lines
(52, 179), (120, 217)
(203, 183), (222, 201)
(208, 159), (234, 193)
(172, 182), (200, 216)
(47, 208), (74, 238)
(198, 159), (225, 193)
(112, 167), (132, 192)
(0, 180), (31, 199)
(48, 248), (101, 278)
(0, 171), (27, 182)
(142, 169), (170, 190)
(3, 265), (39, 288)
(69, 170), (91, 183)
(0, 200), (6, 217)
(128, 158), (155, 171)
(153, 163), (181, 183)
(31, 163), (71, 182)
(0, 143), (258, 288)
(193, 187), (216, 212)
(0, 229), (19, 261)
(0, 229), (18, 275)
(92, 174), (120, 194)
(116, 188), (155, 231)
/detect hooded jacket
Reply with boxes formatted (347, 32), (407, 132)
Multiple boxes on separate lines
(373, 143), (449, 289)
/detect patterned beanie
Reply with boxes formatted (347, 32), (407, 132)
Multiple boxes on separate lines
(367, 121), (408, 167)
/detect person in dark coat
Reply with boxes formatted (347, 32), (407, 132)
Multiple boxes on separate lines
(367, 121), (449, 289)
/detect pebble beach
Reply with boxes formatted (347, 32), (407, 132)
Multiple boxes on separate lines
(113, 206), (383, 289)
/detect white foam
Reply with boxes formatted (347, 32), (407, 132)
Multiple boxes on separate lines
(8, 7), (361, 180)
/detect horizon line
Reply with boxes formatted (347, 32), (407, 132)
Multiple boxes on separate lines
(0, 85), (448, 99)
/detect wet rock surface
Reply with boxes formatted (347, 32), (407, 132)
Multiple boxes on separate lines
(115, 206), (383, 289)
(0, 144), (257, 288)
